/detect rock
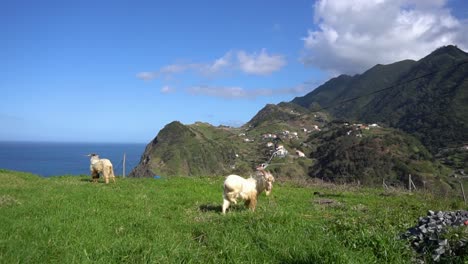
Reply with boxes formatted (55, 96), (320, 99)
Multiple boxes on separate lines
(434, 246), (445, 255)
(403, 210), (468, 262)
(439, 239), (448, 246)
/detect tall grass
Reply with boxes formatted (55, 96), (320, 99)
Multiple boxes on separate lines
(0, 169), (465, 263)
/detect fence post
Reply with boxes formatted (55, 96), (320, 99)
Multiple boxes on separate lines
(383, 179), (388, 190)
(460, 181), (466, 205)
(123, 153), (126, 178)
(409, 174), (412, 192)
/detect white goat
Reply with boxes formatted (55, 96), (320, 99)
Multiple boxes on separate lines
(222, 165), (275, 214)
(88, 154), (116, 184)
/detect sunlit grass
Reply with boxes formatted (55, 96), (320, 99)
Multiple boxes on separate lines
(0, 169), (465, 263)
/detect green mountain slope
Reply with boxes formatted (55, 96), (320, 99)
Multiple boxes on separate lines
(292, 60), (416, 114)
(292, 45), (468, 152)
(130, 104), (327, 178)
(130, 121), (240, 177)
(305, 122), (452, 191)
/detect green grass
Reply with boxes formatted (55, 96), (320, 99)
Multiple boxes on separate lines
(0, 169), (466, 263)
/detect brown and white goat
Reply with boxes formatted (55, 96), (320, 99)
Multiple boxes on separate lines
(222, 165), (275, 214)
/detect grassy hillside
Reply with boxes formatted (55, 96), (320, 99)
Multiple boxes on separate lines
(291, 45), (468, 153)
(292, 59), (415, 115)
(359, 46), (468, 153)
(130, 121), (242, 177)
(1, 170), (468, 263)
(305, 122), (454, 191)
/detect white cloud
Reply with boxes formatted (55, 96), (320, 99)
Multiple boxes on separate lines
(237, 49), (287, 75)
(136, 71), (157, 81)
(187, 86), (249, 99)
(136, 49), (287, 81)
(186, 83), (311, 100)
(136, 55), (228, 81)
(302, 0), (468, 74)
(201, 51), (233, 75)
(160, 64), (194, 74)
(160, 85), (175, 94)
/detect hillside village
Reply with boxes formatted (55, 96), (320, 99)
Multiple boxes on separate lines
(238, 121), (381, 159)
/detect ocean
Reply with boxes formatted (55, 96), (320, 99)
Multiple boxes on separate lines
(0, 141), (146, 177)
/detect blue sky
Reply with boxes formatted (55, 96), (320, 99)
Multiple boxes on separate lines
(2, 0), (467, 143)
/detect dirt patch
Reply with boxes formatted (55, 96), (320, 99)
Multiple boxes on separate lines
(314, 198), (341, 205)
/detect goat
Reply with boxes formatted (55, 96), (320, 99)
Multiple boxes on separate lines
(88, 154), (116, 184)
(222, 164), (275, 214)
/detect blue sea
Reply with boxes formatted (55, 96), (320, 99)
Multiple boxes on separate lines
(0, 141), (146, 177)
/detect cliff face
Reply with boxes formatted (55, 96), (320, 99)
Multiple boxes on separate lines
(129, 136), (159, 178)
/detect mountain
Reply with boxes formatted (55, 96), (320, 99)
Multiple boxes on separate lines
(292, 45), (468, 152)
(292, 59), (415, 114)
(130, 121), (240, 177)
(129, 104), (455, 190)
(130, 104), (327, 178)
(130, 46), (466, 189)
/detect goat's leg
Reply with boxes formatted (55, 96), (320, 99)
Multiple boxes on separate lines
(249, 196), (257, 211)
(103, 167), (112, 184)
(222, 198), (231, 214)
(91, 171), (99, 183)
(226, 192), (238, 204)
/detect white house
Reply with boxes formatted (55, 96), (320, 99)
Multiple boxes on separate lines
(262, 133), (276, 139)
(274, 145), (288, 158)
(295, 150), (306, 158)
